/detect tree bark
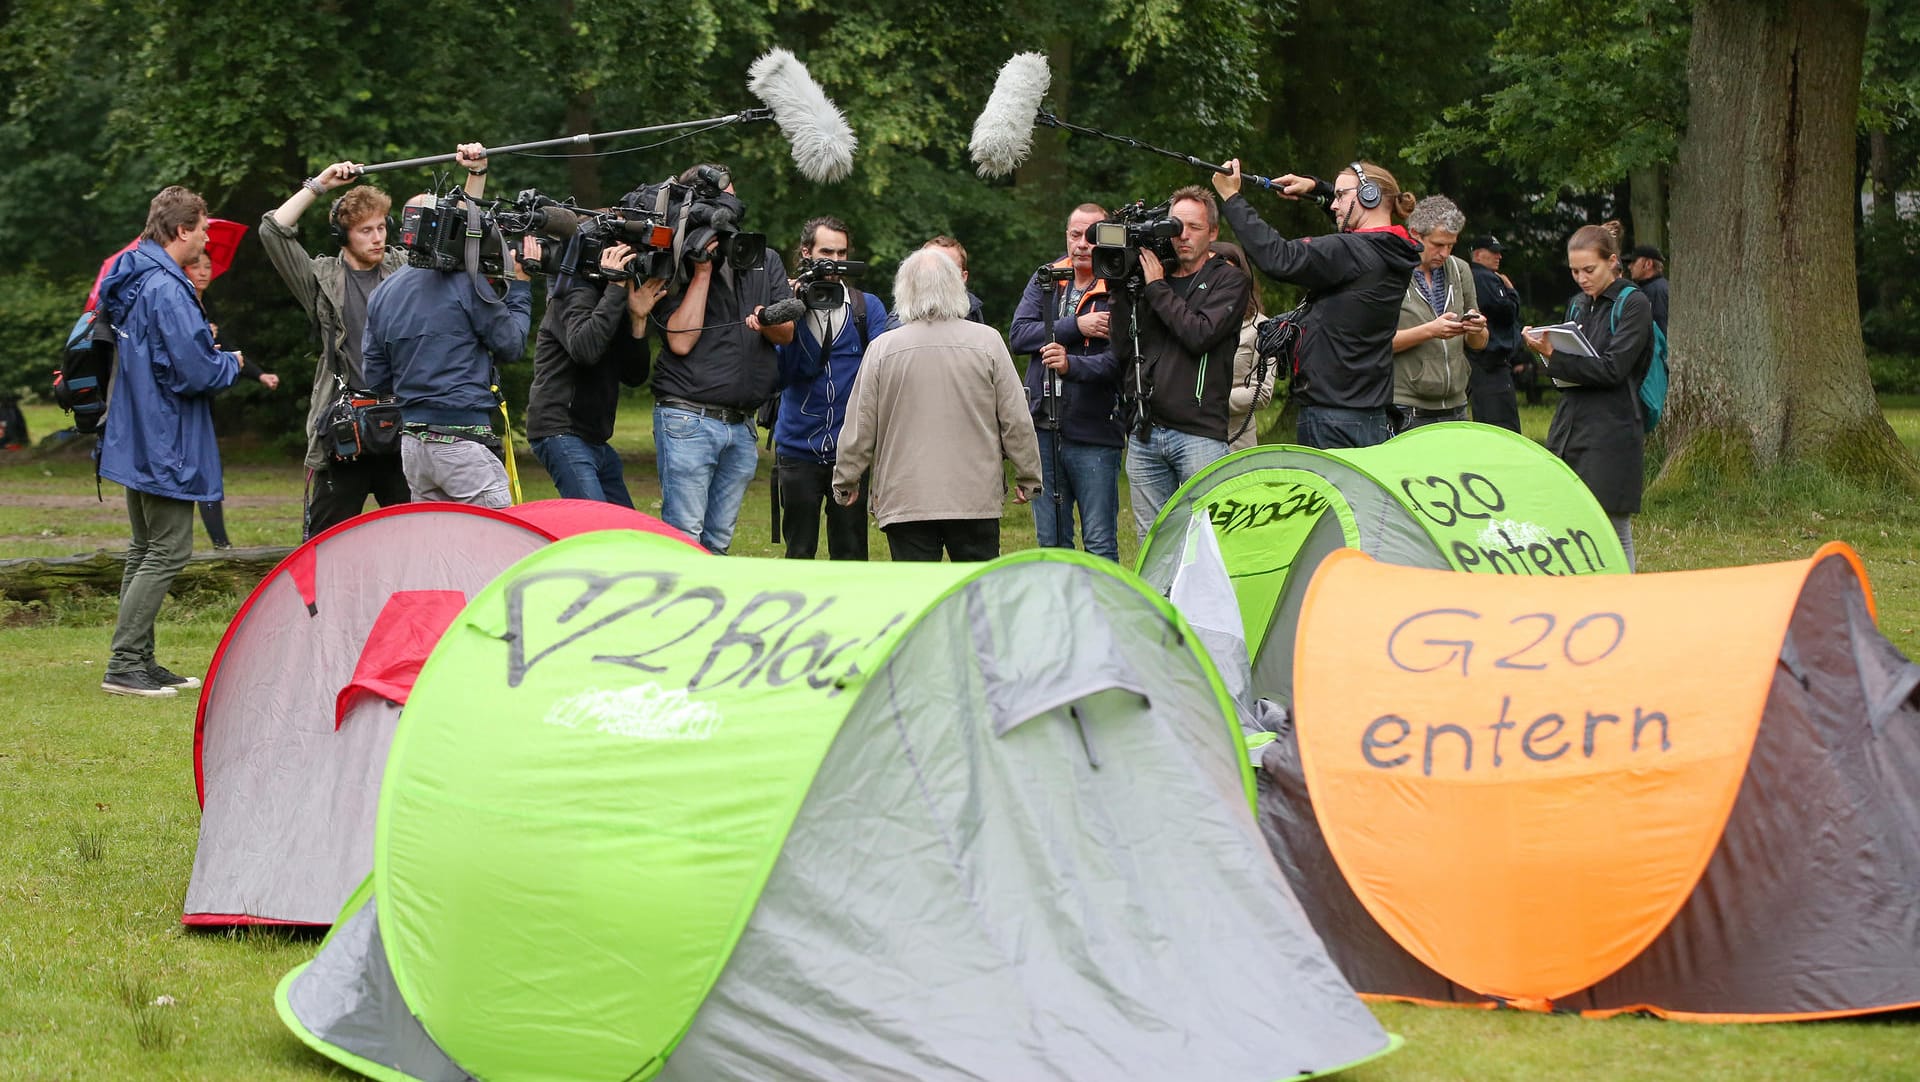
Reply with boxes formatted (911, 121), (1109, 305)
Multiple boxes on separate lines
(1628, 165), (1666, 254)
(1658, 0), (1920, 491)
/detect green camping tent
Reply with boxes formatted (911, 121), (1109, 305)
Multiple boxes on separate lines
(277, 530), (1398, 1081)
(1138, 423), (1628, 712)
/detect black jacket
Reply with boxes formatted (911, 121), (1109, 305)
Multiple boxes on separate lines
(1008, 260), (1124, 448)
(1467, 262), (1522, 372)
(1110, 255), (1250, 442)
(1637, 273), (1670, 335)
(526, 278), (651, 443)
(1546, 279), (1654, 516)
(1221, 193), (1420, 411)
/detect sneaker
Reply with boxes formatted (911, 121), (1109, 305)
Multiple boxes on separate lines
(102, 670), (179, 698)
(147, 664), (202, 690)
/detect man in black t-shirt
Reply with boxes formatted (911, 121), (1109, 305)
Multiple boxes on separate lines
(651, 163), (795, 554)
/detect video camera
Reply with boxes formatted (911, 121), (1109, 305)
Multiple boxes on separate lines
(792, 257), (867, 310)
(1089, 199), (1182, 282)
(614, 165), (767, 280)
(399, 189), (511, 275)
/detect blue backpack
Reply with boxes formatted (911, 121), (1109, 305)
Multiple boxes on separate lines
(1567, 283), (1668, 432)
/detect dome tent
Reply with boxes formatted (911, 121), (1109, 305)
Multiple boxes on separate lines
(278, 531), (1399, 1081)
(1263, 543), (1920, 1020)
(1137, 423), (1627, 713)
(185, 500), (694, 928)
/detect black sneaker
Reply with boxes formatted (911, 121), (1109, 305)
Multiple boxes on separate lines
(147, 664), (202, 690)
(102, 670), (179, 698)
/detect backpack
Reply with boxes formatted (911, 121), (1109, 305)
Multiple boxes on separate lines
(52, 308), (119, 435)
(1566, 284), (1668, 433)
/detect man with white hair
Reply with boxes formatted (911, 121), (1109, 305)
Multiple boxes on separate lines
(1391, 195), (1488, 431)
(832, 249), (1041, 562)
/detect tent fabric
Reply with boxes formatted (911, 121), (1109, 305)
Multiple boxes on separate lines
(185, 500), (692, 928)
(279, 536), (1398, 1080)
(1138, 424), (1627, 714)
(333, 591), (467, 729)
(1261, 542), (1920, 1019)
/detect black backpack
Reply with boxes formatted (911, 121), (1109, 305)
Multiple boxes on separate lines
(52, 307), (120, 435)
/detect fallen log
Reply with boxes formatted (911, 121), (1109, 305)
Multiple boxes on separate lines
(0, 545), (293, 603)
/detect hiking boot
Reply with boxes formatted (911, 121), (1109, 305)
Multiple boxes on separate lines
(147, 664), (202, 690)
(102, 670), (179, 698)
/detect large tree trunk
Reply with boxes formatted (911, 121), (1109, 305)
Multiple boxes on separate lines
(1658, 0), (1920, 491)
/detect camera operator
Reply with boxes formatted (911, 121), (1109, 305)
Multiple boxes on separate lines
(1391, 196), (1487, 431)
(1008, 203), (1124, 561)
(771, 216), (888, 560)
(1212, 158), (1420, 450)
(261, 144), (492, 537)
(1112, 186), (1251, 541)
(526, 239), (668, 507)
(653, 162), (794, 555)
(361, 198), (537, 509)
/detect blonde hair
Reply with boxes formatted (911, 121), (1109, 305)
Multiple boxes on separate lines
(1347, 161), (1417, 220)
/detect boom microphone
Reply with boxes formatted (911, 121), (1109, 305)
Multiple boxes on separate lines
(748, 49), (858, 184)
(970, 53), (1051, 179)
(758, 298), (810, 326)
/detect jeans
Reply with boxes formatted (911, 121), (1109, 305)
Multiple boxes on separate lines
(1032, 430), (1122, 561)
(777, 456), (868, 560)
(532, 434), (633, 508)
(108, 489), (194, 675)
(1296, 405), (1393, 450)
(654, 406), (759, 555)
(883, 518), (1000, 562)
(1126, 426), (1229, 541)
(1394, 404), (1469, 434)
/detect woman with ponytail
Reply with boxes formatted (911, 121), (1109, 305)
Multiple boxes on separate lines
(1522, 223), (1655, 569)
(1212, 158), (1421, 449)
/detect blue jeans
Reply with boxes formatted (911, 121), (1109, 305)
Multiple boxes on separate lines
(1126, 426), (1229, 541)
(532, 434), (633, 508)
(1032, 430), (1122, 561)
(654, 406), (759, 554)
(1296, 405), (1393, 450)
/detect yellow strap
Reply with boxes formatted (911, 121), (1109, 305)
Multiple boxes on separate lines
(493, 384), (523, 505)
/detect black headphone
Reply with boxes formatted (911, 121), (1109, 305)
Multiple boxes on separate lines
(1350, 162), (1382, 209)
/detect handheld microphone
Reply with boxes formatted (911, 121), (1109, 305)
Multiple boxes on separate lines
(759, 297), (810, 326)
(748, 49), (858, 184)
(970, 53), (1051, 178)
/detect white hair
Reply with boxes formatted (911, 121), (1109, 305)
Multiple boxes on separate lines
(892, 248), (971, 324)
(1408, 195), (1465, 237)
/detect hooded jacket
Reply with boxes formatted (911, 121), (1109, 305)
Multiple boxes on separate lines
(1008, 259), (1124, 448)
(96, 241), (241, 502)
(1221, 193), (1421, 411)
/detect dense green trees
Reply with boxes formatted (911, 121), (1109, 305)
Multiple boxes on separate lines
(0, 0), (1915, 484)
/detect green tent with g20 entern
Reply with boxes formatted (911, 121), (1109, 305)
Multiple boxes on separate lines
(277, 529), (1399, 1081)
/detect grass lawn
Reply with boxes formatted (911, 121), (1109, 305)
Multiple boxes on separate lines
(5, 393), (1920, 1079)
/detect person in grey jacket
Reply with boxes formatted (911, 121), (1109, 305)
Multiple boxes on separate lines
(1390, 196), (1486, 431)
(833, 249), (1041, 562)
(261, 146), (489, 537)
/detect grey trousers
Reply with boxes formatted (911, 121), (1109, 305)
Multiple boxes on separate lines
(401, 435), (511, 508)
(108, 489), (195, 674)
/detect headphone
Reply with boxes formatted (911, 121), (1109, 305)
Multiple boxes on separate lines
(1350, 162), (1382, 209)
(329, 198), (397, 252)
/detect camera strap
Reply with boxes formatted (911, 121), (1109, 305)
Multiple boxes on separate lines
(465, 199), (511, 306)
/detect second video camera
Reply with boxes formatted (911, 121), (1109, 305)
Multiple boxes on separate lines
(1089, 199), (1182, 282)
(793, 257), (867, 310)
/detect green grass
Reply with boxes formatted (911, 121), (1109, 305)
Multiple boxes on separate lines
(6, 394), (1920, 1078)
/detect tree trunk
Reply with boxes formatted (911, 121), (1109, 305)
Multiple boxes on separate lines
(0, 547), (291, 604)
(1628, 165), (1666, 254)
(1018, 32), (1073, 200)
(1658, 0), (1920, 491)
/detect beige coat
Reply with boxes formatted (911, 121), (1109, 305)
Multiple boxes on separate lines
(833, 319), (1042, 528)
(1227, 317), (1276, 451)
